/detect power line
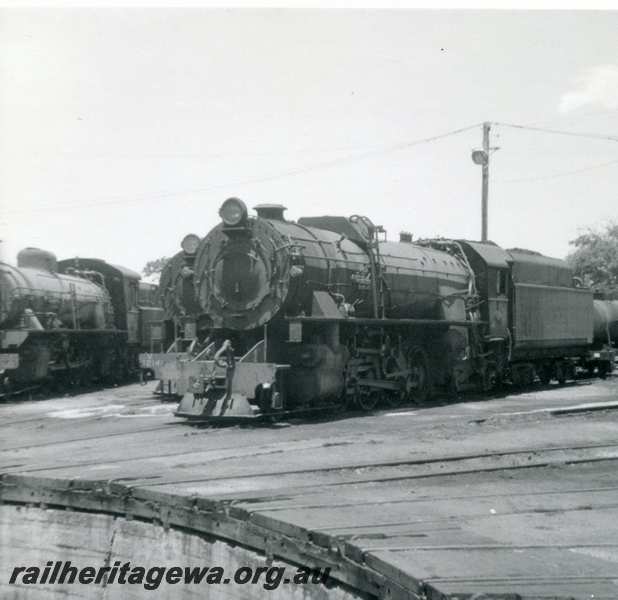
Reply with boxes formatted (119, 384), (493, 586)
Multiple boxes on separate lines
(499, 157), (618, 184)
(491, 121), (618, 182)
(4, 123), (481, 217)
(9, 119), (616, 217)
(493, 121), (618, 143)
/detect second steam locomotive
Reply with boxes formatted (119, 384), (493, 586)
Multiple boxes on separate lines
(141, 198), (616, 420)
(0, 248), (162, 396)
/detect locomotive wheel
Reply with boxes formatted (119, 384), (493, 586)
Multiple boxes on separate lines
(538, 364), (552, 386)
(383, 377), (407, 408)
(483, 365), (499, 393)
(511, 365), (533, 388)
(77, 363), (96, 387)
(407, 347), (430, 404)
(599, 363), (609, 380)
(355, 387), (381, 411)
(555, 362), (567, 385)
(382, 356), (406, 407)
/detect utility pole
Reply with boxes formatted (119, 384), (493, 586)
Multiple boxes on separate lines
(471, 122), (492, 242)
(481, 121), (490, 242)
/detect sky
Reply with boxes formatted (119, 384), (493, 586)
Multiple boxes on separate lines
(1, 9), (617, 273)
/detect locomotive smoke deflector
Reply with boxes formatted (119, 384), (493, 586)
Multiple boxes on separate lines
(219, 197), (248, 227)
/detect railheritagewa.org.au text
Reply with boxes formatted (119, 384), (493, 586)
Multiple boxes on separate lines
(8, 561), (332, 590)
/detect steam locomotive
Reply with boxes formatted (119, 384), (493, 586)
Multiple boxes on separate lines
(140, 198), (616, 421)
(0, 248), (163, 396)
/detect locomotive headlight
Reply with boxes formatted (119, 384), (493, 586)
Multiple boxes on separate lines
(219, 197), (248, 226)
(181, 233), (200, 255)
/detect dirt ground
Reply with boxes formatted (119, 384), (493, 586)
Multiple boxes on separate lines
(2, 377), (618, 598)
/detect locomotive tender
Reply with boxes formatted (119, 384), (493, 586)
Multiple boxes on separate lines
(140, 198), (616, 420)
(0, 248), (163, 395)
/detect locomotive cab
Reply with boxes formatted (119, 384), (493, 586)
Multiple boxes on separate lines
(457, 241), (512, 340)
(58, 258), (164, 378)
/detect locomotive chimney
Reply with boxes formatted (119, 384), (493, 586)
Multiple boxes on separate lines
(399, 231), (413, 243)
(254, 204), (287, 221)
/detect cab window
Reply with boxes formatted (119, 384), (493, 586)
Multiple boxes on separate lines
(496, 270), (507, 296)
(128, 281), (138, 309)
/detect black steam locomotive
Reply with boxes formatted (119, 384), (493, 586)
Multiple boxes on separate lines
(0, 248), (163, 396)
(140, 198), (616, 421)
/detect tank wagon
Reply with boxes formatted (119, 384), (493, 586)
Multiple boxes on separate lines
(0, 248), (163, 396)
(139, 198), (615, 421)
(591, 299), (618, 375)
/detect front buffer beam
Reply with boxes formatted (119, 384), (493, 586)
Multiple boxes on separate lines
(174, 359), (289, 421)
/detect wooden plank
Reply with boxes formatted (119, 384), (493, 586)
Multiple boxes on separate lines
(367, 547), (618, 597)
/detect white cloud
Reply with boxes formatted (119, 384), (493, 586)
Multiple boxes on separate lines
(559, 64), (618, 113)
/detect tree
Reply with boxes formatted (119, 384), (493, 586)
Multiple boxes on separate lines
(142, 256), (170, 278)
(567, 223), (618, 295)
